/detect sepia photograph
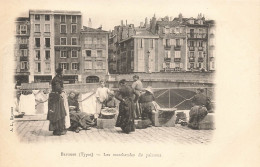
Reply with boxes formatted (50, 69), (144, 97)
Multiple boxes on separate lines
(0, 0), (259, 167)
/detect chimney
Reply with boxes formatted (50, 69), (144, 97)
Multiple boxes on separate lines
(145, 17), (148, 27)
(170, 17), (172, 21)
(121, 20), (124, 26)
(88, 18), (92, 28)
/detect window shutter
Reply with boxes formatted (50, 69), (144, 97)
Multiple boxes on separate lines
(180, 39), (183, 46)
(163, 39), (166, 46)
(142, 39), (144, 48)
(168, 51), (171, 58)
(66, 63), (69, 70)
(173, 39), (176, 46)
(203, 41), (206, 48)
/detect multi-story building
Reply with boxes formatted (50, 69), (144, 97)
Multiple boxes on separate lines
(28, 10), (55, 83)
(207, 20), (216, 71)
(14, 17), (30, 85)
(151, 15), (187, 72)
(54, 11), (82, 84)
(81, 26), (109, 83)
(118, 30), (159, 73)
(184, 14), (209, 71)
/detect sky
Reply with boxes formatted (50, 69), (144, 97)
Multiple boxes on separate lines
(10, 0), (218, 31)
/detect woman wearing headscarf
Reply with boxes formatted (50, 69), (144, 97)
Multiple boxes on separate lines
(115, 79), (138, 134)
(47, 67), (67, 136)
(68, 91), (95, 133)
(188, 88), (208, 129)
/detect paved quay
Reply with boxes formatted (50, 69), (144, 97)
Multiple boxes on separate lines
(14, 114), (213, 144)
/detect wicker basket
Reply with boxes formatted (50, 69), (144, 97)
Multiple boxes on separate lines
(100, 108), (117, 119)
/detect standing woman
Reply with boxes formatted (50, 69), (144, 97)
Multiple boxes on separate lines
(47, 67), (67, 136)
(115, 79), (138, 134)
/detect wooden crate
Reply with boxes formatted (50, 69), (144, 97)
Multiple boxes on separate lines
(97, 118), (116, 129)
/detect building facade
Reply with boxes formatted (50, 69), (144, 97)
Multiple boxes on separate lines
(80, 26), (109, 83)
(28, 10), (55, 83)
(14, 17), (30, 85)
(207, 20), (216, 71)
(54, 11), (82, 84)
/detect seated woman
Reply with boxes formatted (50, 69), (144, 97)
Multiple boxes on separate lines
(139, 86), (155, 127)
(188, 88), (208, 129)
(68, 91), (95, 133)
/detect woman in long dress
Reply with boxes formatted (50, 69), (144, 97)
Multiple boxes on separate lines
(68, 91), (95, 133)
(115, 79), (138, 134)
(47, 67), (67, 136)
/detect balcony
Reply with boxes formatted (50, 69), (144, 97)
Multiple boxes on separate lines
(164, 58), (171, 62)
(43, 32), (51, 36)
(189, 57), (195, 62)
(34, 32), (41, 36)
(198, 57), (204, 62)
(174, 45), (181, 50)
(20, 56), (28, 61)
(189, 46), (195, 51)
(174, 58), (181, 62)
(164, 45), (171, 49)
(187, 33), (207, 39)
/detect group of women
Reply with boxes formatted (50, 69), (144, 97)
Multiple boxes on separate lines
(47, 67), (211, 136)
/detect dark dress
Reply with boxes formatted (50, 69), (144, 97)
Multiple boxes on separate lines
(115, 85), (137, 133)
(47, 75), (66, 132)
(188, 93), (208, 129)
(68, 96), (95, 130)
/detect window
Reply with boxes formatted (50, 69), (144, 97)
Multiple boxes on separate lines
(198, 41), (203, 47)
(165, 51), (170, 58)
(60, 51), (67, 58)
(190, 63), (194, 69)
(20, 25), (27, 34)
(165, 27), (170, 34)
(86, 50), (91, 57)
(102, 37), (106, 43)
(45, 50), (50, 60)
(20, 61), (28, 70)
(35, 50), (40, 60)
(20, 49), (27, 57)
(189, 19), (194, 24)
(20, 38), (27, 44)
(71, 50), (78, 58)
(176, 39), (180, 46)
(166, 39), (170, 47)
(60, 37), (67, 45)
(97, 50), (102, 57)
(45, 15), (50, 21)
(60, 24), (67, 33)
(97, 37), (102, 44)
(198, 63), (202, 68)
(71, 63), (79, 70)
(71, 38), (77, 45)
(175, 27), (180, 33)
(199, 29), (203, 35)
(59, 63), (68, 70)
(85, 61), (92, 69)
(45, 62), (51, 72)
(72, 16), (77, 23)
(35, 24), (40, 32)
(35, 38), (40, 47)
(45, 38), (50, 47)
(35, 14), (40, 20)
(198, 20), (203, 25)
(93, 38), (97, 44)
(60, 15), (65, 23)
(85, 37), (92, 44)
(190, 52), (194, 57)
(190, 41), (194, 47)
(175, 51), (181, 58)
(95, 61), (104, 69)
(71, 24), (77, 33)
(35, 62), (41, 72)
(45, 24), (50, 32)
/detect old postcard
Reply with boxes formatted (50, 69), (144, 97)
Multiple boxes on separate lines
(0, 0), (259, 167)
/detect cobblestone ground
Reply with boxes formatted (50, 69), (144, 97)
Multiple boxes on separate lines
(14, 115), (213, 144)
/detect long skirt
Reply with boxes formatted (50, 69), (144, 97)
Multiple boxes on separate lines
(69, 111), (95, 130)
(47, 93), (66, 131)
(188, 106), (208, 129)
(116, 99), (135, 133)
